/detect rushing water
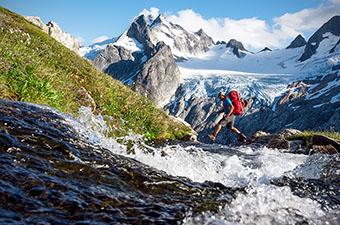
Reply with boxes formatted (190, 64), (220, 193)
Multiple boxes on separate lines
(0, 100), (339, 224)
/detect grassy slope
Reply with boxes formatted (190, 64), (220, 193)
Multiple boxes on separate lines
(288, 131), (340, 142)
(0, 7), (191, 140)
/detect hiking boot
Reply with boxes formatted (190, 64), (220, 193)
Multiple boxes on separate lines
(238, 133), (247, 142)
(208, 134), (216, 141)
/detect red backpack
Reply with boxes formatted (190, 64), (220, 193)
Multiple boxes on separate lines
(228, 90), (246, 115)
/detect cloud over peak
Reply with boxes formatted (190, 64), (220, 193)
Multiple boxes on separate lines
(165, 1), (340, 50)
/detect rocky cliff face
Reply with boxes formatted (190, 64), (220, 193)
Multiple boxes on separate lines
(88, 12), (214, 106)
(92, 44), (142, 83)
(89, 14), (184, 106)
(225, 39), (249, 58)
(25, 16), (81, 54)
(299, 16), (340, 61)
(134, 42), (180, 105)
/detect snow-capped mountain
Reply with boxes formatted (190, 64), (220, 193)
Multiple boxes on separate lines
(79, 9), (215, 106)
(79, 10), (339, 143)
(79, 37), (117, 60)
(81, 10), (214, 61)
(164, 15), (339, 143)
(286, 34), (306, 49)
(25, 16), (81, 54)
(299, 15), (340, 61)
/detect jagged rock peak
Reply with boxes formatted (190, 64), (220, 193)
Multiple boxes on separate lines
(259, 47), (272, 52)
(226, 39), (248, 58)
(25, 16), (48, 32)
(139, 7), (160, 25)
(25, 16), (80, 54)
(286, 34), (306, 49)
(126, 14), (154, 56)
(216, 40), (227, 45)
(299, 15), (340, 61)
(226, 39), (247, 51)
(152, 14), (167, 25)
(195, 28), (206, 36)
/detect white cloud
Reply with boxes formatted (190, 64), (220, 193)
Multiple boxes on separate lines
(166, 2), (340, 50)
(329, 0), (340, 4)
(140, 7), (160, 18)
(75, 36), (85, 46)
(274, 3), (340, 36)
(92, 35), (110, 44)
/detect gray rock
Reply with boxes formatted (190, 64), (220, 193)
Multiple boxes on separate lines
(25, 16), (81, 54)
(248, 131), (290, 149)
(134, 42), (180, 105)
(127, 15), (154, 56)
(289, 140), (304, 152)
(226, 39), (248, 58)
(216, 40), (227, 45)
(280, 129), (302, 139)
(93, 44), (134, 72)
(286, 34), (306, 49)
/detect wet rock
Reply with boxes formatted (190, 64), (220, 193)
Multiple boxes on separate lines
(280, 129), (302, 139)
(289, 139), (304, 152)
(250, 131), (289, 149)
(249, 130), (339, 154)
(312, 145), (337, 154)
(312, 135), (339, 153)
(181, 133), (198, 142)
(0, 99), (236, 224)
(267, 135), (290, 149)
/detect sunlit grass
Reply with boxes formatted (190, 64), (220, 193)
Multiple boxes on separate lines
(287, 130), (340, 141)
(0, 7), (191, 140)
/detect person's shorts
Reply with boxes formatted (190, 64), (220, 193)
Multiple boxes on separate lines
(218, 115), (235, 128)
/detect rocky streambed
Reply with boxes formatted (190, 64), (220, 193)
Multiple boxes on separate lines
(0, 99), (339, 224)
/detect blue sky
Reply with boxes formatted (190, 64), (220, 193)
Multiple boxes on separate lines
(1, 0), (339, 49)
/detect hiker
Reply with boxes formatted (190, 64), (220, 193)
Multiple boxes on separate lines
(209, 90), (247, 142)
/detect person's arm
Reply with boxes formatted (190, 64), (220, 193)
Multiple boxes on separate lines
(224, 104), (234, 118)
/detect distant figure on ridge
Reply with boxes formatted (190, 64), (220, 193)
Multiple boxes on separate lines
(208, 90), (247, 142)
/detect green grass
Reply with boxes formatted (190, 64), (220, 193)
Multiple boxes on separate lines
(287, 131), (340, 142)
(0, 7), (191, 140)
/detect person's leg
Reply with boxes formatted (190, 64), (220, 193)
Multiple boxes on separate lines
(209, 119), (224, 141)
(212, 124), (222, 136)
(227, 116), (247, 141)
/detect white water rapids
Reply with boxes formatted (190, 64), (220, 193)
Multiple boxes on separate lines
(64, 107), (334, 225)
